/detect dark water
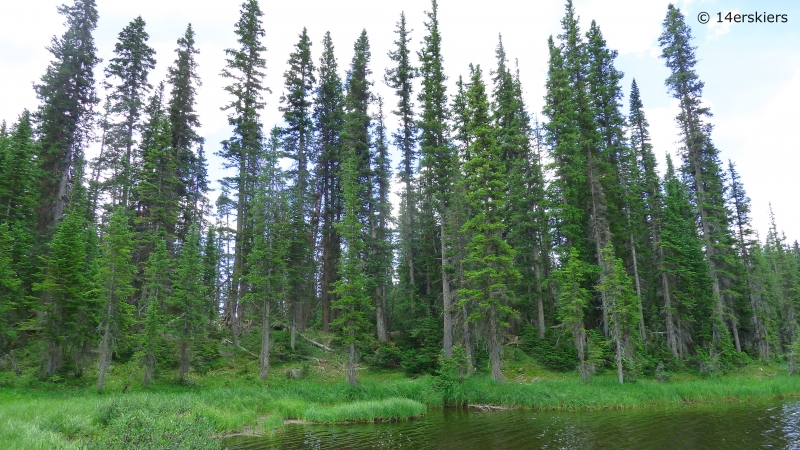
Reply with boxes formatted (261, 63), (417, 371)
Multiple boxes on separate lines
(223, 400), (800, 449)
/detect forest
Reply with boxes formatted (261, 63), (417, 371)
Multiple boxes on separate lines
(1, 0), (799, 397)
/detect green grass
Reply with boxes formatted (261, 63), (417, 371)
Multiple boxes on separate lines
(1, 354), (799, 449)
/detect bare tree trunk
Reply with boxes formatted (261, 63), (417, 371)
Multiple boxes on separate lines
(613, 310), (624, 384)
(98, 319), (111, 393)
(489, 307), (503, 382)
(376, 284), (388, 342)
(628, 216), (646, 342)
(260, 297), (270, 380)
(347, 341), (358, 386)
(662, 269), (679, 358)
(442, 222), (453, 358)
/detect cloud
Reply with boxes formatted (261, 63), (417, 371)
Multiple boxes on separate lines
(706, 9), (738, 39)
(713, 68), (800, 242)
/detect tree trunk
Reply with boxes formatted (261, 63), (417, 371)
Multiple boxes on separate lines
(347, 341), (358, 386)
(260, 297), (270, 380)
(376, 284), (388, 342)
(442, 222), (453, 358)
(613, 310), (624, 384)
(489, 307), (503, 382)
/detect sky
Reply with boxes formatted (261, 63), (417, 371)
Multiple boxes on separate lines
(1, 0), (798, 243)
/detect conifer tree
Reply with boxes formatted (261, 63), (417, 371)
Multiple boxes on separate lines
(0, 222), (20, 350)
(727, 161), (769, 358)
(332, 146), (373, 386)
(556, 247), (592, 381)
(281, 27), (316, 348)
(597, 243), (641, 384)
(97, 206), (135, 392)
(202, 225), (221, 317)
(386, 11), (418, 325)
(314, 31), (345, 332)
(459, 65), (519, 382)
(168, 24), (206, 238)
(370, 97), (393, 341)
(628, 79), (664, 342)
(35, 164), (98, 377)
(0, 112), (39, 332)
(245, 129), (290, 380)
(219, 0), (268, 338)
(101, 16), (156, 209)
(660, 155), (715, 355)
(141, 238), (169, 385)
(34, 0), (100, 236)
(417, 0), (456, 355)
(168, 224), (206, 382)
(135, 84), (181, 251)
(659, 3), (737, 349)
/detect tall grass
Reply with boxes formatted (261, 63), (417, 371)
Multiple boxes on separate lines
(2, 368), (800, 448)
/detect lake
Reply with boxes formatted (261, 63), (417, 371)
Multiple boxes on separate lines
(223, 400), (800, 449)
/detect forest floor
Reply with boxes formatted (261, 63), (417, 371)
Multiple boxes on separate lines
(2, 336), (800, 449)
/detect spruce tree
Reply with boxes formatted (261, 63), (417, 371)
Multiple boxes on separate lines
(34, 0), (100, 237)
(597, 243), (641, 384)
(168, 224), (206, 382)
(35, 164), (99, 377)
(370, 97), (393, 341)
(97, 206), (136, 392)
(281, 27), (316, 348)
(727, 161), (769, 358)
(417, 0), (456, 355)
(314, 32), (345, 332)
(101, 16), (156, 209)
(332, 146), (373, 386)
(659, 3), (737, 349)
(168, 24), (206, 238)
(386, 12), (418, 329)
(660, 155), (715, 355)
(141, 238), (169, 385)
(556, 247), (593, 381)
(459, 65), (519, 382)
(245, 130), (290, 380)
(219, 0), (268, 338)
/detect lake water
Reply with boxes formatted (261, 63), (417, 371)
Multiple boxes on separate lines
(223, 400), (800, 449)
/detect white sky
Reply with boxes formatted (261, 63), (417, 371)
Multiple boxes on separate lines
(1, 0), (798, 242)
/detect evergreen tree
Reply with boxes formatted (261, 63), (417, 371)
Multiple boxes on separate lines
(727, 161), (769, 358)
(97, 206), (136, 392)
(386, 12), (418, 329)
(556, 247), (593, 381)
(34, 0), (100, 237)
(168, 24), (206, 238)
(135, 84), (181, 251)
(202, 225), (221, 317)
(35, 165), (99, 377)
(0, 112), (39, 336)
(100, 16), (156, 209)
(168, 224), (206, 381)
(628, 79), (664, 343)
(659, 155), (715, 355)
(370, 97), (393, 341)
(141, 238), (169, 385)
(314, 31), (345, 332)
(281, 27), (316, 348)
(659, 3), (737, 349)
(459, 65), (519, 382)
(0, 222), (20, 350)
(219, 0), (268, 338)
(245, 130), (290, 380)
(332, 146), (373, 386)
(597, 243), (641, 384)
(417, 0), (456, 355)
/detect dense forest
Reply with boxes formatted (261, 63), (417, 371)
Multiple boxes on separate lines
(1, 0), (799, 391)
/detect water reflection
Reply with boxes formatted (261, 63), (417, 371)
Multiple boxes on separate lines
(224, 400), (800, 449)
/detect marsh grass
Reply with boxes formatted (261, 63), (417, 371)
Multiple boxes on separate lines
(1, 362), (799, 449)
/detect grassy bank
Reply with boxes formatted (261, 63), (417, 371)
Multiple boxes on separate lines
(2, 363), (799, 448)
